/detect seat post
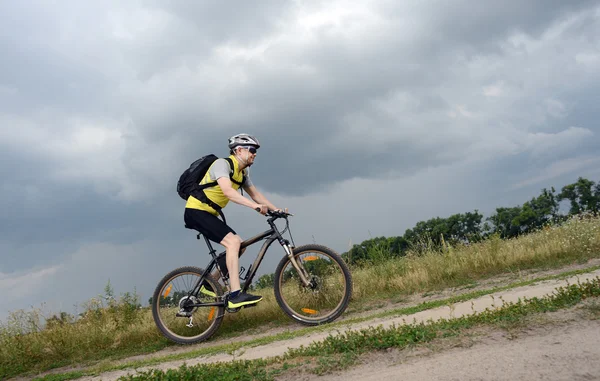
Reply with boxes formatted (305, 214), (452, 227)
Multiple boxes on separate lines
(202, 234), (217, 256)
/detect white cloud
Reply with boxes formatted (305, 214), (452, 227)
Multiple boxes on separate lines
(545, 99), (568, 119)
(522, 126), (593, 157)
(0, 265), (62, 312)
(576, 51), (600, 67)
(0, 85), (18, 98)
(0, 112), (134, 199)
(510, 155), (600, 190)
(482, 82), (505, 97)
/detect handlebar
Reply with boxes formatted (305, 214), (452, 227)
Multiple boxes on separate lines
(255, 207), (296, 245)
(254, 207), (293, 218)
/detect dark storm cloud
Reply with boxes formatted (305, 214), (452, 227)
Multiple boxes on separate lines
(108, 0), (600, 196)
(1, 0), (600, 318)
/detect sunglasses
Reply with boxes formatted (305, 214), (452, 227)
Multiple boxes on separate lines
(240, 146), (258, 154)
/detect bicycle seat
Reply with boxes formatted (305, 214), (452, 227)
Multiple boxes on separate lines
(184, 224), (203, 240)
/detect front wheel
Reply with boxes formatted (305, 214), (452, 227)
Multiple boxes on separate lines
(273, 244), (353, 325)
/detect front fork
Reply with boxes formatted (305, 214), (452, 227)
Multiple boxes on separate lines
(281, 241), (311, 287)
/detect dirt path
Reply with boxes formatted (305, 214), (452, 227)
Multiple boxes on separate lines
(291, 319), (600, 381)
(75, 269), (600, 381)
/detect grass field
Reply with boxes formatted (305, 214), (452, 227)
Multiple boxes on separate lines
(1, 214), (599, 379)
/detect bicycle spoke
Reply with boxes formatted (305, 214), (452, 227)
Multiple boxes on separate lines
(153, 268), (224, 343)
(277, 249), (349, 322)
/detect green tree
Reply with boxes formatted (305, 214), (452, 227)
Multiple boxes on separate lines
(342, 235), (410, 265)
(512, 187), (560, 234)
(342, 236), (393, 264)
(558, 177), (600, 215)
(388, 236), (410, 254)
(404, 210), (484, 249)
(254, 273), (275, 289)
(445, 210), (485, 243)
(404, 217), (447, 248)
(487, 206), (523, 238)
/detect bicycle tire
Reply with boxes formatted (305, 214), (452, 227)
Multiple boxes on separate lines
(273, 244), (353, 325)
(151, 266), (224, 344)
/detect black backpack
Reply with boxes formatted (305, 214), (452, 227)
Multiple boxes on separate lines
(177, 154), (245, 222)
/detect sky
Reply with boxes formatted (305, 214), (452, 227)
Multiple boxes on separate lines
(1, 0), (600, 321)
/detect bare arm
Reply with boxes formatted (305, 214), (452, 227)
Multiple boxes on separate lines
(244, 185), (279, 211)
(217, 177), (261, 210)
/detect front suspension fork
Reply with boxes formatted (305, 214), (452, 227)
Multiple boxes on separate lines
(282, 243), (311, 286)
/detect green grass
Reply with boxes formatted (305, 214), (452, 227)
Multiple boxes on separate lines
(2, 214), (600, 379)
(350, 215), (600, 299)
(118, 277), (600, 380)
(27, 264), (600, 381)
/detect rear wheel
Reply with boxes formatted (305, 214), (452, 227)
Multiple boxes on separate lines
(273, 244), (352, 325)
(152, 266), (224, 344)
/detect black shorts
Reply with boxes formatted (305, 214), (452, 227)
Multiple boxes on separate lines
(184, 208), (237, 243)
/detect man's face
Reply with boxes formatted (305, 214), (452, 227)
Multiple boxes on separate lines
(238, 146), (257, 165)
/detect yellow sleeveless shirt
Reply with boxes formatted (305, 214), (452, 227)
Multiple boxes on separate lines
(185, 155), (246, 216)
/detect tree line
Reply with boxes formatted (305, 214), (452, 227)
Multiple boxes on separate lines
(340, 177), (600, 265)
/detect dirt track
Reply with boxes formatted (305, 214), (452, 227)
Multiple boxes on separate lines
(74, 269), (600, 381)
(288, 319), (600, 381)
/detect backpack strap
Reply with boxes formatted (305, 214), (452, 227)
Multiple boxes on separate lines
(224, 157), (246, 195)
(190, 186), (228, 224)
(224, 157), (246, 186)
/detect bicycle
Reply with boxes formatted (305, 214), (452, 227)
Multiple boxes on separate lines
(151, 209), (353, 345)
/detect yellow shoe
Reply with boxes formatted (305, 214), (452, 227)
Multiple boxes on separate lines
(199, 284), (216, 298)
(227, 292), (262, 308)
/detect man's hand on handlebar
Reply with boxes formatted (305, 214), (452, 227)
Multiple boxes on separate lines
(254, 204), (269, 215)
(254, 205), (292, 217)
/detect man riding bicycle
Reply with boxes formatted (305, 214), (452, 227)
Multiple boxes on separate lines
(184, 133), (284, 309)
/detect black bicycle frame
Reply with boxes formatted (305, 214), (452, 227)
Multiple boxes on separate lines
(188, 217), (290, 307)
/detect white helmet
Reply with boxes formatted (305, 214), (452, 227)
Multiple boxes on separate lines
(228, 133), (261, 150)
